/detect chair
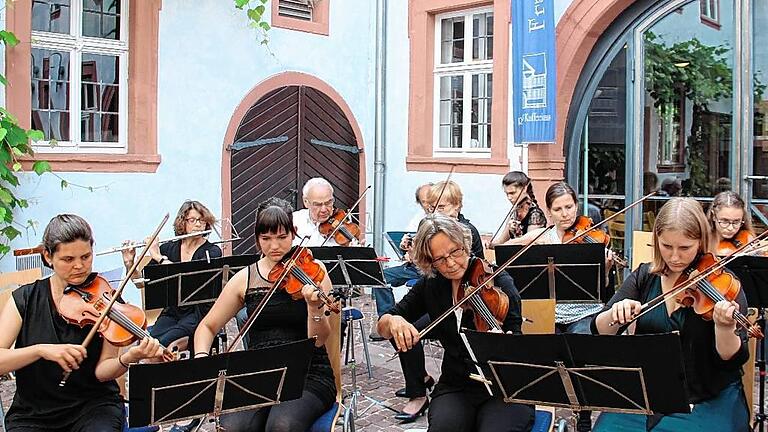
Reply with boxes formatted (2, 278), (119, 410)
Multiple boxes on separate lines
(308, 311), (343, 431)
(532, 406), (555, 432)
(342, 306), (373, 379)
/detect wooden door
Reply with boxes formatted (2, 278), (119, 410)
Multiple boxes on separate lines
(229, 85), (360, 255)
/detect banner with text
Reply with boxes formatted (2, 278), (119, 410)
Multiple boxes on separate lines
(512, 0), (556, 144)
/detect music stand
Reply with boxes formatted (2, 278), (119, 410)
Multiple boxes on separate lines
(726, 256), (768, 432)
(495, 244), (607, 302)
(463, 330), (690, 429)
(309, 246), (394, 427)
(142, 254), (259, 310)
(128, 339), (315, 429)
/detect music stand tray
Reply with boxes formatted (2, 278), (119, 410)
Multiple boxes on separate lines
(143, 254), (258, 310)
(128, 338), (315, 427)
(495, 244), (607, 303)
(464, 330), (690, 416)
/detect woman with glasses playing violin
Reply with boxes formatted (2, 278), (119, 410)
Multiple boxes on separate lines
(592, 198), (750, 432)
(194, 197), (336, 431)
(122, 200), (222, 349)
(708, 191), (757, 257)
(377, 214), (534, 432)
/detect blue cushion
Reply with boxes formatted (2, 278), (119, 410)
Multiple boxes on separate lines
(405, 278), (420, 287)
(308, 402), (340, 432)
(531, 409), (553, 432)
(342, 307), (364, 321)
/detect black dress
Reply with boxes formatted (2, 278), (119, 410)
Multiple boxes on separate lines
(147, 239), (222, 346)
(387, 267), (534, 432)
(6, 279), (123, 431)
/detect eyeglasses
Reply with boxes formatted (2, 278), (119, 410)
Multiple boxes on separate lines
(432, 247), (466, 267)
(185, 217), (205, 225)
(308, 199), (335, 209)
(715, 218), (743, 229)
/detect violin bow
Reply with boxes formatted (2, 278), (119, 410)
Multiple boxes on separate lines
(228, 237), (310, 352)
(415, 225), (554, 341)
(429, 165), (456, 215)
(488, 178), (531, 246)
(613, 228), (768, 330)
(564, 191), (658, 245)
(319, 185), (372, 247)
(60, 213), (170, 387)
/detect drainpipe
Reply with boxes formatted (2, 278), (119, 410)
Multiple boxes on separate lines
(372, 0), (387, 254)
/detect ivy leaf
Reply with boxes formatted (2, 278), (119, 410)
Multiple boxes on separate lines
(0, 245), (10, 256)
(0, 31), (20, 47)
(18, 199), (28, 209)
(259, 22), (271, 31)
(60, 179), (69, 190)
(0, 127), (7, 142)
(0, 207), (6, 221)
(27, 129), (44, 141)
(32, 160), (51, 175)
(255, 5), (265, 14)
(247, 8), (262, 22)
(12, 162), (21, 172)
(0, 73), (7, 86)
(235, 0), (249, 9)
(0, 189), (13, 205)
(2, 226), (21, 241)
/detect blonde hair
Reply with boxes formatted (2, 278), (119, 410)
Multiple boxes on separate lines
(173, 200), (216, 236)
(708, 191), (753, 234)
(427, 180), (463, 207)
(411, 214), (472, 277)
(650, 198), (711, 274)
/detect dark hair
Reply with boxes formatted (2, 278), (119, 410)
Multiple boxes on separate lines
(254, 197), (296, 239)
(544, 182), (578, 210)
(42, 214), (94, 265)
(414, 183), (434, 205)
(173, 200), (216, 236)
(502, 171), (538, 205)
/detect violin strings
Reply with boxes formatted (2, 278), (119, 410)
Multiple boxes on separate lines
(696, 280), (754, 331)
(468, 292), (501, 331)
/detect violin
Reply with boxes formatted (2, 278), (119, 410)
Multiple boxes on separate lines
(267, 246), (341, 314)
(318, 208), (361, 246)
(563, 215), (628, 269)
(508, 198), (533, 238)
(456, 257), (509, 332)
(716, 229), (754, 257)
(58, 273), (176, 360)
(675, 253), (763, 339)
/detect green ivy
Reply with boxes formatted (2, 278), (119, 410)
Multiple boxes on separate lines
(235, 0), (272, 45)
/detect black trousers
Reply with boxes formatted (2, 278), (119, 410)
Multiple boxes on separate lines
(219, 390), (328, 432)
(394, 314), (432, 397)
(427, 387), (535, 432)
(7, 402), (124, 432)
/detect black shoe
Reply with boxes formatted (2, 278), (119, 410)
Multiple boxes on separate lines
(168, 418), (201, 432)
(394, 398), (429, 423)
(368, 332), (385, 342)
(395, 375), (435, 398)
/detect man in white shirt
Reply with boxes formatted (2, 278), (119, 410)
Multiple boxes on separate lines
(293, 177), (346, 247)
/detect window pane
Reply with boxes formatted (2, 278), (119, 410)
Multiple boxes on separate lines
(471, 73), (492, 148)
(753, 1), (768, 203)
(31, 48), (70, 141)
(439, 75), (464, 148)
(472, 12), (493, 61)
(440, 17), (465, 64)
(32, 0), (71, 34)
(81, 54), (120, 142)
(83, 0), (121, 39)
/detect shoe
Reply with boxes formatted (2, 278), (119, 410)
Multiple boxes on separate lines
(368, 332), (385, 342)
(394, 398), (429, 423)
(167, 418), (201, 432)
(395, 375), (435, 398)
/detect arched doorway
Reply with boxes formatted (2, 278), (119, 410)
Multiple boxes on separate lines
(221, 73), (366, 255)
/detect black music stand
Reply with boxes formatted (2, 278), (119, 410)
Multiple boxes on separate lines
(142, 254), (259, 310)
(128, 339), (315, 429)
(463, 330), (690, 429)
(309, 246), (393, 426)
(726, 256), (768, 432)
(495, 244), (607, 302)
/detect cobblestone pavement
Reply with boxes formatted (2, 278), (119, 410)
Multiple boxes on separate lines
(0, 295), (765, 431)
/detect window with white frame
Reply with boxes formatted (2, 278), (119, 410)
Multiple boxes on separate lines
(434, 8), (493, 154)
(30, 0), (128, 153)
(700, 0), (719, 23)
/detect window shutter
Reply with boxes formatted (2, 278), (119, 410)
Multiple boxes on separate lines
(278, 0), (313, 21)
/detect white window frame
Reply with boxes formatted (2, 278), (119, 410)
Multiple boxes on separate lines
(432, 7), (494, 158)
(31, 0), (129, 154)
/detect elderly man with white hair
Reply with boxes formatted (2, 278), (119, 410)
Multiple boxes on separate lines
(293, 177), (361, 246)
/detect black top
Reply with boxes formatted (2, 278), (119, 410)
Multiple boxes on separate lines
(152, 239), (222, 316)
(7, 279), (122, 429)
(244, 263), (336, 408)
(386, 264), (522, 397)
(590, 263), (750, 403)
(457, 213), (485, 260)
(513, 203), (546, 237)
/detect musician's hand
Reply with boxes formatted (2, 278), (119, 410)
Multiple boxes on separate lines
(610, 299), (642, 325)
(38, 344), (87, 372)
(388, 316), (420, 352)
(605, 249), (615, 271)
(400, 234), (413, 251)
(125, 337), (165, 363)
(121, 240), (136, 268)
(712, 300), (738, 329)
(302, 284), (324, 308)
(144, 236), (162, 262)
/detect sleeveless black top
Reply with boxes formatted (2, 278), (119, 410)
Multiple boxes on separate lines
(7, 279), (122, 429)
(244, 263), (336, 407)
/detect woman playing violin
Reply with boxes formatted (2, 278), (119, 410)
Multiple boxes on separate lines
(488, 171), (546, 248)
(194, 197), (336, 431)
(377, 214), (534, 432)
(708, 191), (756, 257)
(592, 198), (750, 431)
(0, 214), (164, 431)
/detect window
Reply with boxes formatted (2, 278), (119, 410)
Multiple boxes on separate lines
(700, 0), (720, 27)
(656, 88), (686, 170)
(272, 0), (329, 36)
(278, 0), (313, 21)
(30, 0), (128, 154)
(433, 9), (493, 155)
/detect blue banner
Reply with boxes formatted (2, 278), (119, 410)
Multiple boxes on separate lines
(512, 0), (556, 144)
